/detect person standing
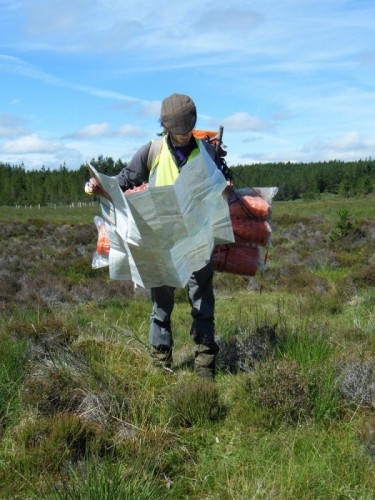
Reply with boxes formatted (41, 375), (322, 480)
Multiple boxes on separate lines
(87, 93), (230, 379)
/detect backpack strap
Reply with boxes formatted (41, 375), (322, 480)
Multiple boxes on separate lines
(147, 139), (163, 171)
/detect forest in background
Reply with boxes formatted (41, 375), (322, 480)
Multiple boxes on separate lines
(0, 156), (374, 206)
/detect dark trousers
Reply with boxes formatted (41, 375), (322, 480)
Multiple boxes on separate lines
(149, 262), (216, 349)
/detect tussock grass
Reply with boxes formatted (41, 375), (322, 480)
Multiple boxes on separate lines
(46, 460), (165, 499)
(0, 197), (374, 498)
(0, 333), (27, 429)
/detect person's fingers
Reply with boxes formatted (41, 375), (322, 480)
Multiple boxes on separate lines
(85, 177), (99, 194)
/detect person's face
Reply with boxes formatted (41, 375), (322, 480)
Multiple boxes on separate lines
(170, 130), (192, 147)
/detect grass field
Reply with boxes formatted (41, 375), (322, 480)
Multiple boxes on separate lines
(1, 194), (372, 223)
(0, 195), (374, 498)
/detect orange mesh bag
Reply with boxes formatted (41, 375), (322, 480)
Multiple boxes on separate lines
(124, 183), (149, 195)
(212, 185), (276, 276)
(92, 216), (110, 269)
(212, 244), (260, 276)
(229, 192), (270, 220)
(97, 219), (110, 256)
(232, 218), (271, 247)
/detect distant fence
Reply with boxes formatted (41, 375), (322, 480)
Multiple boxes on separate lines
(14, 201), (97, 210)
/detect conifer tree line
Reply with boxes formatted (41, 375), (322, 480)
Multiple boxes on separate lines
(0, 156), (374, 206)
(232, 158), (374, 199)
(0, 157), (125, 206)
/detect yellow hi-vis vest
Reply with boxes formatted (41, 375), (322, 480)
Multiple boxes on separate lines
(149, 136), (201, 186)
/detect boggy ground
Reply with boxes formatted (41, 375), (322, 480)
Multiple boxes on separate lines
(0, 197), (374, 498)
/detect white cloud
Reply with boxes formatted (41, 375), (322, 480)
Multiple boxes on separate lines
(221, 112), (273, 132)
(303, 131), (374, 154)
(138, 100), (161, 117)
(0, 54), (64, 85)
(116, 124), (147, 138)
(3, 134), (63, 154)
(331, 131), (363, 150)
(0, 55), (148, 106)
(65, 123), (111, 140)
(65, 122), (147, 140)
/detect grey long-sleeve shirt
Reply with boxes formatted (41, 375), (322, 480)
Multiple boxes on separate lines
(115, 134), (227, 191)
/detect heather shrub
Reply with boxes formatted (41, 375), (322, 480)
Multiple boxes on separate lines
(6, 315), (78, 343)
(22, 367), (86, 416)
(278, 264), (330, 294)
(216, 323), (277, 373)
(165, 379), (226, 427)
(6, 413), (108, 474)
(63, 255), (98, 283)
(271, 324), (343, 423)
(303, 247), (339, 269)
(306, 290), (345, 315)
(337, 359), (375, 409)
(351, 264), (375, 287)
(17, 273), (71, 307)
(239, 359), (311, 430)
(358, 416), (375, 462)
(0, 271), (21, 302)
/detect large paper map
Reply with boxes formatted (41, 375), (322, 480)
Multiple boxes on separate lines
(90, 145), (234, 288)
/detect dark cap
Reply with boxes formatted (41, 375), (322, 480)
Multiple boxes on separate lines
(160, 93), (197, 134)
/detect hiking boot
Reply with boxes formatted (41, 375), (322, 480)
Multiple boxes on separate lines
(150, 345), (173, 369)
(194, 343), (219, 380)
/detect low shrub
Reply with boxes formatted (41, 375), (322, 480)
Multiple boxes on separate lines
(337, 359), (375, 409)
(6, 315), (78, 343)
(216, 323), (277, 373)
(243, 359), (311, 429)
(165, 379), (226, 427)
(22, 367), (83, 416)
(278, 264), (330, 294)
(351, 264), (375, 287)
(7, 413), (108, 474)
(358, 416), (375, 462)
(0, 271), (21, 302)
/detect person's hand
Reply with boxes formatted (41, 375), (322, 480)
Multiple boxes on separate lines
(85, 177), (101, 194)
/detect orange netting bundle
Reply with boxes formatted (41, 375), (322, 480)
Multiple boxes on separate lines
(231, 218), (271, 246)
(92, 216), (110, 269)
(96, 220), (110, 256)
(212, 244), (260, 276)
(124, 183), (149, 195)
(228, 190), (270, 220)
(211, 188), (273, 276)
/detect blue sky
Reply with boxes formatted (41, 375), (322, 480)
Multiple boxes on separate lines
(1, 0), (374, 170)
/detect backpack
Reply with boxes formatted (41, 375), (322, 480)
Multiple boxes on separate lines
(146, 127), (231, 179)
